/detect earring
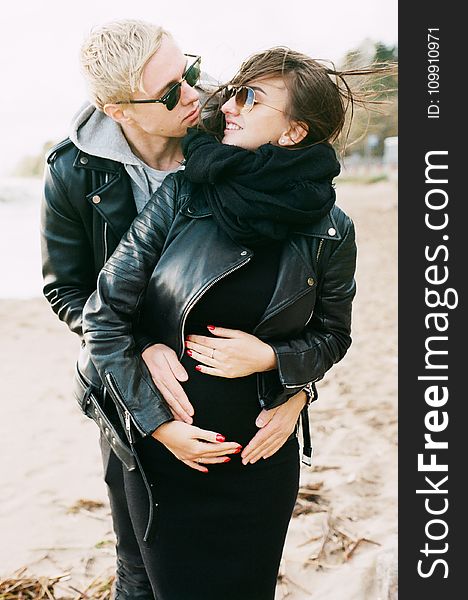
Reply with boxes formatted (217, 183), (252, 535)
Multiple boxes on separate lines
(279, 137), (286, 144)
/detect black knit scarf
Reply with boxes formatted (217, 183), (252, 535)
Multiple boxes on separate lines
(182, 130), (340, 246)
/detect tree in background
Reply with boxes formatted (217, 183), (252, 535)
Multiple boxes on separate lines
(339, 40), (398, 158)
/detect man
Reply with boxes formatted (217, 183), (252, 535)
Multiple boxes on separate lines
(41, 19), (308, 599)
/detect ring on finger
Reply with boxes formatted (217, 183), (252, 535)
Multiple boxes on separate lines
(210, 348), (215, 359)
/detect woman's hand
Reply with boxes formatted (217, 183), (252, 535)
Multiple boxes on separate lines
(241, 390), (307, 465)
(151, 421), (243, 473)
(185, 326), (277, 378)
(142, 344), (194, 423)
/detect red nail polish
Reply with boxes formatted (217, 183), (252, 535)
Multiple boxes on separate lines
(195, 365), (202, 371)
(216, 434), (225, 442)
(186, 349), (193, 356)
(185, 340), (189, 347)
(223, 457), (231, 463)
(207, 325), (215, 331)
(233, 447), (242, 454)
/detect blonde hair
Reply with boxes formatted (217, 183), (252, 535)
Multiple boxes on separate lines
(80, 19), (169, 110)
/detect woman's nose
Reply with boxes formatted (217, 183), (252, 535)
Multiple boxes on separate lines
(221, 95), (239, 116)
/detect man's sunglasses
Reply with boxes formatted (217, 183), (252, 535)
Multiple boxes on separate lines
(224, 85), (284, 114)
(116, 54), (201, 111)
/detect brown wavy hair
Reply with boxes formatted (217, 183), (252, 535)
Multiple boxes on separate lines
(203, 46), (396, 153)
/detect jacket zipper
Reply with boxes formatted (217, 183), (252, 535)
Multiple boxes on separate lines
(285, 379), (318, 388)
(102, 173), (110, 263)
(303, 299), (316, 328)
(105, 372), (146, 442)
(103, 222), (108, 262)
(105, 373), (158, 542)
(178, 257), (251, 358)
(106, 374), (157, 542)
(301, 238), (325, 328)
(316, 238), (324, 263)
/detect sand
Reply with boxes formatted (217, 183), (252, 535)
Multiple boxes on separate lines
(0, 181), (397, 599)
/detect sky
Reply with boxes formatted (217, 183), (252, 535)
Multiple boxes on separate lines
(0, 0), (397, 176)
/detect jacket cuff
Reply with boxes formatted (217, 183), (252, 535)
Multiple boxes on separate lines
(133, 327), (157, 355)
(104, 370), (173, 439)
(269, 341), (319, 387)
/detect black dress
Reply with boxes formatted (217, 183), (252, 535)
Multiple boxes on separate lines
(135, 241), (300, 600)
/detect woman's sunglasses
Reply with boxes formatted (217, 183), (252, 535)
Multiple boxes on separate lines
(224, 85), (284, 114)
(116, 54), (201, 111)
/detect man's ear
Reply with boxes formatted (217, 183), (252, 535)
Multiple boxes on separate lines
(279, 121), (309, 146)
(103, 103), (132, 125)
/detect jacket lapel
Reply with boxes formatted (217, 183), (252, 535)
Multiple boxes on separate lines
(254, 211), (343, 333)
(74, 150), (137, 240)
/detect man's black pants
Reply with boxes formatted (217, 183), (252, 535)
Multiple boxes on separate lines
(100, 433), (155, 600)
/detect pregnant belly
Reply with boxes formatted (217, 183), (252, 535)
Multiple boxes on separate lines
(181, 354), (261, 447)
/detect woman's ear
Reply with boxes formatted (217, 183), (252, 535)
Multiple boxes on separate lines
(278, 121), (309, 146)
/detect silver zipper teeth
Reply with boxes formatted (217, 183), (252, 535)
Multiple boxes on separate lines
(285, 377), (319, 389)
(178, 257), (251, 358)
(103, 222), (108, 261)
(299, 238), (325, 329)
(288, 240), (323, 330)
(304, 304), (315, 327)
(105, 373), (146, 438)
(124, 411), (132, 439)
(285, 383), (309, 388)
(102, 173), (109, 261)
(316, 238), (324, 263)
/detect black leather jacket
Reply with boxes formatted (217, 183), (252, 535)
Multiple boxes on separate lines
(41, 138), (154, 469)
(42, 139), (356, 542)
(82, 170), (357, 445)
(42, 139), (137, 334)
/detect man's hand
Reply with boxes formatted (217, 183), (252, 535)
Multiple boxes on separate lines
(185, 326), (277, 378)
(152, 421), (242, 473)
(241, 390), (307, 465)
(142, 344), (194, 423)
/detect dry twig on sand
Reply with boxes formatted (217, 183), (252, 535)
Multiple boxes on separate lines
(68, 572), (114, 600)
(277, 561), (313, 598)
(304, 513), (381, 568)
(0, 568), (115, 600)
(293, 482), (329, 517)
(310, 465), (340, 473)
(0, 568), (70, 599)
(66, 499), (106, 514)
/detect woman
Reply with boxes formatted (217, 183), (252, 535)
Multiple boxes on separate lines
(83, 47), (360, 599)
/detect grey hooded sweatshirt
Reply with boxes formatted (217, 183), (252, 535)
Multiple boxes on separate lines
(69, 102), (184, 213)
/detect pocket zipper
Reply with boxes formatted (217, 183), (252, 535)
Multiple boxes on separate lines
(105, 372), (146, 443)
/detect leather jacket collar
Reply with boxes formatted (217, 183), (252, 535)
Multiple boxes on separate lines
(74, 149), (137, 241)
(180, 192), (342, 241)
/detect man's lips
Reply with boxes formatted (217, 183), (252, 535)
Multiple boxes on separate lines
(184, 106), (200, 122)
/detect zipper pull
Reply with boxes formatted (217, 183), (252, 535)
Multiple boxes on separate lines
(125, 410), (133, 443)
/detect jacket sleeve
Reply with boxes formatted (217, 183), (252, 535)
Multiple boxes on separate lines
(41, 160), (95, 337)
(41, 158), (156, 353)
(268, 218), (357, 391)
(82, 175), (182, 437)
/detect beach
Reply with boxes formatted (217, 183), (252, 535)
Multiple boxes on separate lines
(0, 180), (397, 599)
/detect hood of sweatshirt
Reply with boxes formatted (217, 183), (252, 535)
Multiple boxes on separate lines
(69, 102), (141, 165)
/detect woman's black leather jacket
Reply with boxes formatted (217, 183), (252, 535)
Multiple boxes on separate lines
(82, 171), (357, 446)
